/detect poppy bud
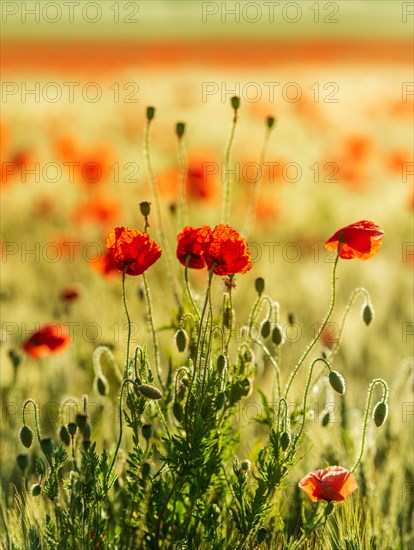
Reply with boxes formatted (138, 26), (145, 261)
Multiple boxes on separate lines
(139, 201), (151, 218)
(243, 347), (254, 363)
(60, 425), (71, 446)
(83, 422), (92, 440)
(175, 329), (188, 353)
(176, 122), (185, 139)
(19, 425), (33, 448)
(181, 375), (190, 387)
(272, 324), (284, 346)
(280, 431), (291, 451)
(217, 354), (227, 375)
(329, 370), (346, 395)
(321, 412), (330, 427)
(141, 423), (154, 440)
(231, 96), (240, 111)
(261, 320), (271, 339)
(82, 439), (91, 451)
(176, 385), (186, 402)
(256, 527), (268, 543)
(173, 401), (183, 422)
(75, 413), (87, 431)
(40, 437), (55, 457)
(373, 401), (388, 427)
(255, 277), (265, 296)
(138, 384), (163, 400)
(67, 422), (77, 437)
(240, 459), (251, 472)
(288, 312), (295, 325)
(31, 484), (41, 497)
(266, 116), (275, 129)
(142, 461), (151, 478)
(16, 453), (29, 472)
(96, 376), (109, 396)
(146, 106), (155, 121)
(215, 391), (226, 410)
(8, 349), (21, 369)
(362, 303), (374, 326)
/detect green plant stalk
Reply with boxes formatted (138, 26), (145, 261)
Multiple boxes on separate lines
(22, 399), (41, 445)
(351, 378), (389, 473)
(185, 258), (200, 321)
(142, 271), (165, 392)
(177, 131), (188, 230)
(222, 110), (238, 224)
(284, 250), (341, 400)
(122, 268), (132, 379)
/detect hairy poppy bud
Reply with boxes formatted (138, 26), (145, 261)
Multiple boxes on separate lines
(261, 320), (271, 339)
(141, 423), (154, 440)
(280, 431), (291, 451)
(175, 329), (188, 353)
(217, 354), (227, 375)
(142, 461), (151, 479)
(40, 437), (55, 457)
(362, 303), (374, 326)
(215, 391), (226, 410)
(19, 425), (33, 448)
(138, 384), (163, 400)
(75, 413), (87, 431)
(67, 422), (77, 437)
(96, 376), (108, 396)
(255, 277), (265, 296)
(83, 422), (92, 440)
(321, 412), (330, 427)
(146, 106), (155, 121)
(266, 116), (275, 129)
(231, 96), (240, 111)
(181, 375), (189, 387)
(373, 401), (388, 427)
(272, 324), (284, 346)
(60, 425), (71, 446)
(173, 401), (183, 422)
(329, 370), (346, 395)
(176, 122), (185, 138)
(31, 484), (41, 497)
(257, 527), (268, 543)
(16, 453), (29, 472)
(139, 201), (151, 218)
(240, 459), (251, 472)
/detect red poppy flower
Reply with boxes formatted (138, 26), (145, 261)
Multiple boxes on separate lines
(203, 224), (252, 276)
(23, 324), (70, 358)
(106, 227), (161, 276)
(324, 220), (384, 260)
(299, 466), (358, 502)
(176, 225), (212, 269)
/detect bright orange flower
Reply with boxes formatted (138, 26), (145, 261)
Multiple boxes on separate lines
(73, 196), (121, 225)
(106, 227), (161, 276)
(90, 251), (121, 279)
(299, 466), (358, 502)
(176, 225), (212, 269)
(203, 224), (252, 276)
(324, 220), (384, 260)
(23, 324), (70, 358)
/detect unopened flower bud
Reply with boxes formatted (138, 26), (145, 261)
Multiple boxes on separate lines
(240, 459), (251, 472)
(321, 412), (330, 427)
(19, 425), (33, 448)
(139, 201), (151, 218)
(176, 122), (185, 139)
(181, 375), (190, 387)
(16, 453), (29, 472)
(280, 431), (291, 451)
(256, 527), (268, 543)
(215, 391), (226, 410)
(146, 106), (155, 121)
(329, 370), (346, 395)
(75, 413), (87, 431)
(60, 425), (71, 446)
(261, 320), (271, 339)
(141, 423), (154, 440)
(373, 401), (388, 427)
(217, 354), (227, 375)
(31, 484), (41, 497)
(272, 324), (284, 346)
(67, 422), (77, 437)
(96, 376), (108, 396)
(175, 329), (188, 353)
(173, 401), (183, 422)
(266, 116), (275, 129)
(142, 461), (151, 478)
(138, 384), (163, 400)
(83, 422), (92, 440)
(362, 303), (374, 326)
(40, 437), (55, 457)
(255, 277), (265, 296)
(8, 349), (21, 369)
(231, 96), (240, 111)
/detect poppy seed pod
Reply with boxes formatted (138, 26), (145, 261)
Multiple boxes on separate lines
(139, 201), (151, 218)
(176, 122), (185, 139)
(280, 431), (291, 451)
(261, 320), (271, 339)
(31, 484), (41, 497)
(272, 324), (284, 346)
(254, 277), (265, 296)
(175, 329), (188, 353)
(362, 303), (374, 326)
(266, 116), (275, 129)
(138, 384), (163, 400)
(146, 106), (155, 121)
(231, 96), (240, 111)
(373, 401), (388, 427)
(141, 423), (154, 440)
(19, 425), (33, 448)
(16, 453), (29, 472)
(67, 422), (77, 437)
(329, 370), (346, 395)
(60, 425), (71, 446)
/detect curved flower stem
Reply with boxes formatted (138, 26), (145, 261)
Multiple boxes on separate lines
(248, 336), (280, 398)
(22, 399), (41, 445)
(93, 346), (122, 383)
(224, 276), (234, 357)
(154, 401), (171, 439)
(284, 250), (341, 400)
(351, 378), (389, 473)
(184, 258), (200, 321)
(277, 397), (289, 433)
(242, 122), (274, 238)
(142, 272), (165, 392)
(177, 131), (188, 230)
(328, 287), (371, 361)
(222, 109), (238, 225)
(293, 358), (332, 446)
(144, 116), (180, 308)
(122, 268), (132, 379)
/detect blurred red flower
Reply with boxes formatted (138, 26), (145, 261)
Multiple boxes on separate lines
(73, 195), (121, 225)
(106, 227), (161, 276)
(59, 287), (80, 302)
(90, 251), (121, 279)
(324, 220), (384, 260)
(299, 465), (358, 502)
(204, 224), (252, 276)
(23, 324), (70, 358)
(176, 225), (212, 269)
